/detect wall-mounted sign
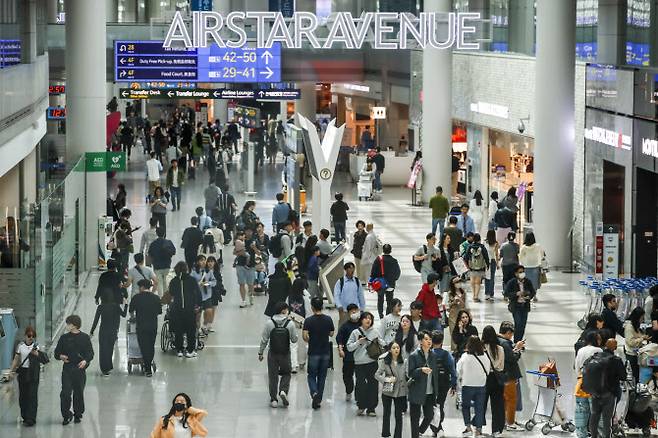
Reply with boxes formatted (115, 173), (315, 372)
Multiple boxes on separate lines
(119, 87), (300, 100)
(584, 126), (632, 150)
(164, 11), (481, 50)
(371, 107), (386, 119)
(641, 138), (658, 158)
(0, 40), (21, 68)
(85, 151), (126, 172)
(47, 106), (66, 120)
(234, 105), (261, 128)
(49, 85), (66, 95)
(470, 101), (509, 119)
(603, 224), (620, 278)
(115, 40), (281, 83)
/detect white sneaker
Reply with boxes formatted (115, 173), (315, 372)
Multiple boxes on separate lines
(345, 393), (352, 401)
(279, 391), (289, 407)
(240, 301), (247, 308)
(177, 351), (184, 358)
(436, 430), (445, 438)
(270, 400), (278, 408)
(185, 351), (197, 358)
(291, 366), (298, 374)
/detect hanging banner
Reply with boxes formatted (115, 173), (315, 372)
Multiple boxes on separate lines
(407, 159), (422, 189)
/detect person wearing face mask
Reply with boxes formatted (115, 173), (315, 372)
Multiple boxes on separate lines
(336, 304), (362, 401)
(150, 392), (208, 438)
(11, 326), (49, 427)
(54, 315), (94, 425)
(503, 265), (536, 343)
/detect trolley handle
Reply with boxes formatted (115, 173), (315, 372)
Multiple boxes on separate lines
(526, 370), (559, 381)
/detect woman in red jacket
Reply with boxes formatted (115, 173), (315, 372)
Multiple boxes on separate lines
(414, 273), (444, 332)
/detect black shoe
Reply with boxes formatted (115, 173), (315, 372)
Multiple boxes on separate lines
(145, 372), (153, 377)
(62, 416), (72, 425)
(74, 416), (82, 423)
(312, 395), (321, 410)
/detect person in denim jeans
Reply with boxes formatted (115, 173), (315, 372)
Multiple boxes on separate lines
(456, 336), (490, 437)
(574, 331), (602, 438)
(302, 297), (335, 410)
(166, 159), (185, 211)
(484, 230), (500, 301)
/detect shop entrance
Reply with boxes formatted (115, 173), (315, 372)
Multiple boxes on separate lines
(635, 168), (658, 277)
(602, 160), (625, 273)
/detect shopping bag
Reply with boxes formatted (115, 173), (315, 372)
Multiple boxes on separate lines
(452, 257), (469, 276)
(430, 404), (442, 427)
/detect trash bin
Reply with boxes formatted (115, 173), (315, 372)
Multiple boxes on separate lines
(0, 308), (18, 376)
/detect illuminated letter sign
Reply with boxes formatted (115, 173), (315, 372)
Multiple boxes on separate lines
(164, 11), (481, 50)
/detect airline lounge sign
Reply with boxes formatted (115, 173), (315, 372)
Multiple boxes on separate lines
(164, 11), (481, 50)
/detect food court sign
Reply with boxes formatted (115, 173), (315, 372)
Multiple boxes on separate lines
(164, 11), (481, 50)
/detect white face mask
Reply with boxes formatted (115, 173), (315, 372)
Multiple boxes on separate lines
(517, 272), (526, 280)
(349, 313), (360, 322)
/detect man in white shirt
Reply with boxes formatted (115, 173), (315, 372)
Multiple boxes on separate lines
(126, 253), (158, 296)
(146, 152), (163, 194)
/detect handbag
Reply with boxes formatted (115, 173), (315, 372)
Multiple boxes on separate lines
(382, 364), (395, 393)
(369, 257), (389, 292)
(361, 329), (385, 360)
(540, 270), (548, 284)
(439, 304), (449, 328)
(484, 350), (506, 387)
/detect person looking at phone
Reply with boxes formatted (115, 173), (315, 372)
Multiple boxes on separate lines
(407, 330), (441, 438)
(503, 265), (536, 343)
(12, 326), (49, 427)
(497, 321), (526, 431)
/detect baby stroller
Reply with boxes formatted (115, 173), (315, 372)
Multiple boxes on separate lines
(612, 361), (655, 438)
(160, 305), (205, 353)
(525, 360), (576, 435)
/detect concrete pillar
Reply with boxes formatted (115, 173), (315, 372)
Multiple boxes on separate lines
(212, 0), (230, 124)
(509, 0), (535, 55)
(534, 0), (576, 267)
(421, 0), (453, 203)
(280, 101), (288, 121)
(47, 0), (59, 24)
(597, 0), (626, 65)
(65, 0), (107, 270)
(20, 0), (37, 63)
(106, 0), (118, 22)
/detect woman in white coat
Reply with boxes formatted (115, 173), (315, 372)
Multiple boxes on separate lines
(469, 190), (486, 235)
(360, 223), (382, 281)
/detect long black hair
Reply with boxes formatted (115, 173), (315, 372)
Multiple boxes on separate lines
(162, 392), (192, 430)
(384, 341), (405, 365)
(473, 190), (483, 206)
(394, 315), (418, 354)
(627, 307), (645, 333)
(481, 325), (499, 360)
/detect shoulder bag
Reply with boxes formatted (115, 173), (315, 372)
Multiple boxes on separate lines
(382, 363), (395, 393)
(369, 256), (389, 292)
(360, 328), (385, 360)
(484, 350), (506, 387)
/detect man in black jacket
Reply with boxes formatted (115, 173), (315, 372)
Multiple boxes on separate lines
(589, 339), (626, 438)
(168, 261), (202, 358)
(181, 216), (204, 270)
(95, 259), (126, 305)
(335, 304), (361, 401)
(369, 243), (401, 319)
(148, 227), (176, 297)
(54, 315), (94, 425)
(498, 321), (526, 431)
(503, 265), (536, 343)
(407, 330), (440, 438)
(601, 293), (624, 343)
(129, 279), (162, 376)
(329, 193), (349, 242)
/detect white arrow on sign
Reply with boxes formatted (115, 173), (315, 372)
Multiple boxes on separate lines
(213, 90), (221, 98)
(119, 70), (127, 77)
(121, 90), (129, 97)
(261, 51), (273, 65)
(259, 67), (273, 79)
(258, 91), (265, 98)
(119, 58), (126, 64)
(167, 91), (174, 98)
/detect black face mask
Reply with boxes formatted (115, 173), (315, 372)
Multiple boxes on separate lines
(173, 402), (186, 412)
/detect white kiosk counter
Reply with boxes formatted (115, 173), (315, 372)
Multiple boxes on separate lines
(349, 151), (414, 186)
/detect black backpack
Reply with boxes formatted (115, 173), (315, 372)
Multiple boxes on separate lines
(435, 350), (452, 390)
(287, 203), (299, 224)
(269, 233), (284, 258)
(582, 352), (613, 396)
(413, 245), (427, 273)
(269, 318), (291, 354)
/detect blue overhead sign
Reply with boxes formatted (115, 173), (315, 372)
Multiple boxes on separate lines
(0, 40), (21, 68)
(191, 0), (213, 11)
(114, 40), (281, 83)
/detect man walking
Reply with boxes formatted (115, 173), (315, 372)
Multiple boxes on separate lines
(303, 297), (335, 409)
(271, 193), (291, 233)
(407, 330), (440, 438)
(333, 262), (366, 326)
(413, 233), (440, 283)
(147, 227), (176, 297)
(146, 152), (163, 194)
(181, 217), (204, 270)
(457, 203), (476, 235)
(54, 315), (94, 425)
(259, 302), (298, 408)
(129, 279), (162, 377)
(369, 243), (401, 319)
(429, 186), (450, 237)
(372, 147), (385, 193)
(498, 322), (526, 432)
(166, 159), (185, 211)
(336, 303), (361, 401)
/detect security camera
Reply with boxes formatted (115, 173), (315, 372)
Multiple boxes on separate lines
(518, 116), (530, 134)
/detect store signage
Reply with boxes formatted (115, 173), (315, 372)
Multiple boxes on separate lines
(603, 225), (620, 278)
(470, 101), (509, 119)
(119, 87), (300, 100)
(49, 85), (66, 95)
(342, 83), (370, 92)
(115, 40), (281, 83)
(164, 11), (481, 50)
(191, 0), (213, 12)
(371, 107), (386, 119)
(641, 138), (658, 158)
(85, 152), (127, 172)
(584, 126), (632, 151)
(47, 106), (66, 120)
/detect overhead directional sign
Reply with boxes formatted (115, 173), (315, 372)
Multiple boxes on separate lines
(114, 40), (281, 83)
(119, 87), (300, 100)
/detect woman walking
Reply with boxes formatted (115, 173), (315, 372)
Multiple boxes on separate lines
(469, 190), (485, 234)
(484, 230), (500, 301)
(264, 262), (292, 317)
(451, 310), (478, 358)
(457, 336), (491, 438)
(487, 191), (499, 230)
(394, 315), (419, 361)
(287, 278), (311, 373)
(149, 187), (168, 235)
(482, 325), (506, 437)
(11, 326), (49, 427)
(351, 220), (368, 280)
(190, 254), (217, 336)
(519, 232), (544, 294)
(437, 233), (457, 294)
(375, 341), (408, 438)
(347, 311), (381, 416)
(150, 392), (208, 437)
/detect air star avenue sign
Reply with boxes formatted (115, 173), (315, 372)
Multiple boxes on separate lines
(164, 11), (481, 50)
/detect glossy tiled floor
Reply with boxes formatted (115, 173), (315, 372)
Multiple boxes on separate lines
(0, 150), (593, 438)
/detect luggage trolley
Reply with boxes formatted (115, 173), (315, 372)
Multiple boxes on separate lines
(524, 367), (576, 435)
(126, 319), (157, 375)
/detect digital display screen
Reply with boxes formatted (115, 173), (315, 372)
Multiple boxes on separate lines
(49, 85), (66, 95)
(115, 40), (281, 83)
(585, 64), (634, 115)
(234, 105), (260, 128)
(0, 39), (21, 69)
(47, 106), (66, 120)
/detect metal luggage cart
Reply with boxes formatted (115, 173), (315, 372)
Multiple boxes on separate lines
(127, 319), (157, 375)
(357, 175), (374, 201)
(524, 370), (576, 435)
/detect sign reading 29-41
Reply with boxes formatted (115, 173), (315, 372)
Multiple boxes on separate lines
(114, 40), (281, 83)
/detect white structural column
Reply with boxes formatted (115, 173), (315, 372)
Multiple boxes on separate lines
(65, 0), (107, 270)
(421, 0), (453, 203)
(597, 0), (626, 65)
(20, 0), (37, 63)
(534, 0), (576, 267)
(295, 82), (320, 227)
(213, 0), (230, 123)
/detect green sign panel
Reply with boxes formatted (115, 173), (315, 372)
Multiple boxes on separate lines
(86, 152), (126, 172)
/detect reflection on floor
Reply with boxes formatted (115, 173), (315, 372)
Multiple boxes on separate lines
(0, 151), (590, 438)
